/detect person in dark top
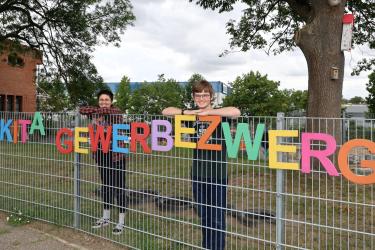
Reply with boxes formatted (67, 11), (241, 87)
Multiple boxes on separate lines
(79, 89), (127, 235)
(162, 80), (240, 250)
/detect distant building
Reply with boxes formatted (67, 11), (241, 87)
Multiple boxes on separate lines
(343, 104), (369, 119)
(107, 81), (232, 106)
(0, 42), (42, 112)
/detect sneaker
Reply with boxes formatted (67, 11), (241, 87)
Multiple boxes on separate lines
(92, 218), (110, 229)
(112, 223), (124, 235)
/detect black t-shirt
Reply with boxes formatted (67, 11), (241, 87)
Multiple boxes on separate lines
(187, 117), (229, 179)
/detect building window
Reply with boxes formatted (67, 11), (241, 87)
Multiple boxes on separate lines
(16, 96), (23, 112)
(0, 95), (4, 111)
(7, 95), (14, 112)
(8, 52), (25, 67)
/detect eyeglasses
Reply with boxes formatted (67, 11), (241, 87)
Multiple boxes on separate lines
(194, 94), (211, 100)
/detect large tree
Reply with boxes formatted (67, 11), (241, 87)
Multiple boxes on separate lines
(190, 0), (374, 119)
(0, 0), (135, 72)
(1, 0), (135, 103)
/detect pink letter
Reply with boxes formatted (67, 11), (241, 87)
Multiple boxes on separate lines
(18, 120), (31, 143)
(301, 133), (339, 176)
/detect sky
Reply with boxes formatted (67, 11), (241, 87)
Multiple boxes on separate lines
(92, 0), (373, 99)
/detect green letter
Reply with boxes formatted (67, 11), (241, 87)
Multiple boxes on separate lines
(222, 122), (265, 160)
(30, 112), (46, 135)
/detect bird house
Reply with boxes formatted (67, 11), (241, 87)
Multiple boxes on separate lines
(341, 14), (354, 51)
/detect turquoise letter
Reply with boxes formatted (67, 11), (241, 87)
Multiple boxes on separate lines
(222, 122), (265, 160)
(30, 112), (46, 135)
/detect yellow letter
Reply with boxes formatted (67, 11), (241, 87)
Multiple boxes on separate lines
(74, 127), (89, 154)
(269, 130), (299, 170)
(175, 115), (196, 148)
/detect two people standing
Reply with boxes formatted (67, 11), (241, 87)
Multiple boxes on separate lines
(81, 80), (240, 247)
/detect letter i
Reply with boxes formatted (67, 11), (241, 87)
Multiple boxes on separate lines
(13, 120), (18, 144)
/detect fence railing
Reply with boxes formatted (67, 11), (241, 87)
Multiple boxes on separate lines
(0, 111), (374, 249)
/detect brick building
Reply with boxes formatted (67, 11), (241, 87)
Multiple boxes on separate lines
(0, 44), (42, 112)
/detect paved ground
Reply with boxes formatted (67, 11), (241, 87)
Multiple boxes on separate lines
(0, 212), (127, 250)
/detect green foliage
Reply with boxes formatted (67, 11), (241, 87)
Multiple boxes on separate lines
(190, 0), (374, 73)
(38, 55), (108, 110)
(115, 75), (132, 112)
(64, 55), (109, 106)
(129, 75), (184, 114)
(349, 96), (365, 104)
(1, 0), (135, 108)
(366, 72), (375, 115)
(37, 79), (70, 112)
(6, 209), (31, 226)
(223, 71), (282, 116)
(223, 71), (307, 116)
(288, 89), (308, 111)
(0, 0), (135, 73)
(184, 73), (205, 109)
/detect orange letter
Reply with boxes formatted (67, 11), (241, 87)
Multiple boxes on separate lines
(197, 116), (222, 151)
(338, 139), (375, 185)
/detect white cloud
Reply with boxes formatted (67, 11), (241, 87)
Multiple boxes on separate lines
(92, 0), (372, 98)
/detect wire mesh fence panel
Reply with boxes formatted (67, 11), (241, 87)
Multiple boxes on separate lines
(0, 111), (374, 249)
(0, 112), (76, 228)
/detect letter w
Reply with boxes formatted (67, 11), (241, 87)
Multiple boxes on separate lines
(88, 125), (112, 153)
(222, 122), (265, 160)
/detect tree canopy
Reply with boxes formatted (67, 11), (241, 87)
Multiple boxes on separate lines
(190, 0), (374, 70)
(0, 0), (135, 75)
(223, 71), (306, 116)
(1, 0), (135, 110)
(128, 75), (184, 115)
(348, 96), (366, 104)
(190, 0), (374, 119)
(115, 75), (132, 113)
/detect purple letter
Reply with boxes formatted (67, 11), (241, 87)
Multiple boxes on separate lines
(151, 120), (173, 152)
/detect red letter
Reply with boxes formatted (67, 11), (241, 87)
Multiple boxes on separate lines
(88, 125), (112, 153)
(56, 128), (73, 154)
(130, 122), (151, 153)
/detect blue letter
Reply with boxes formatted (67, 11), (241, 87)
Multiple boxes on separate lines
(112, 124), (130, 154)
(0, 119), (13, 142)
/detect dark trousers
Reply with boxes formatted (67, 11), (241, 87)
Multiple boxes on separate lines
(98, 159), (127, 213)
(193, 177), (227, 250)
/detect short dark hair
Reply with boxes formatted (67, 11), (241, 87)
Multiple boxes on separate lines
(192, 80), (214, 98)
(97, 89), (114, 101)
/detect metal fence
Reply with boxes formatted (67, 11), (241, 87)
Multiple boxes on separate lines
(0, 111), (374, 249)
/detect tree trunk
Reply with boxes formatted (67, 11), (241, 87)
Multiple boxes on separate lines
(295, 0), (346, 142)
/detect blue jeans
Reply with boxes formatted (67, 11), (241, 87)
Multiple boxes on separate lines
(192, 177), (227, 250)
